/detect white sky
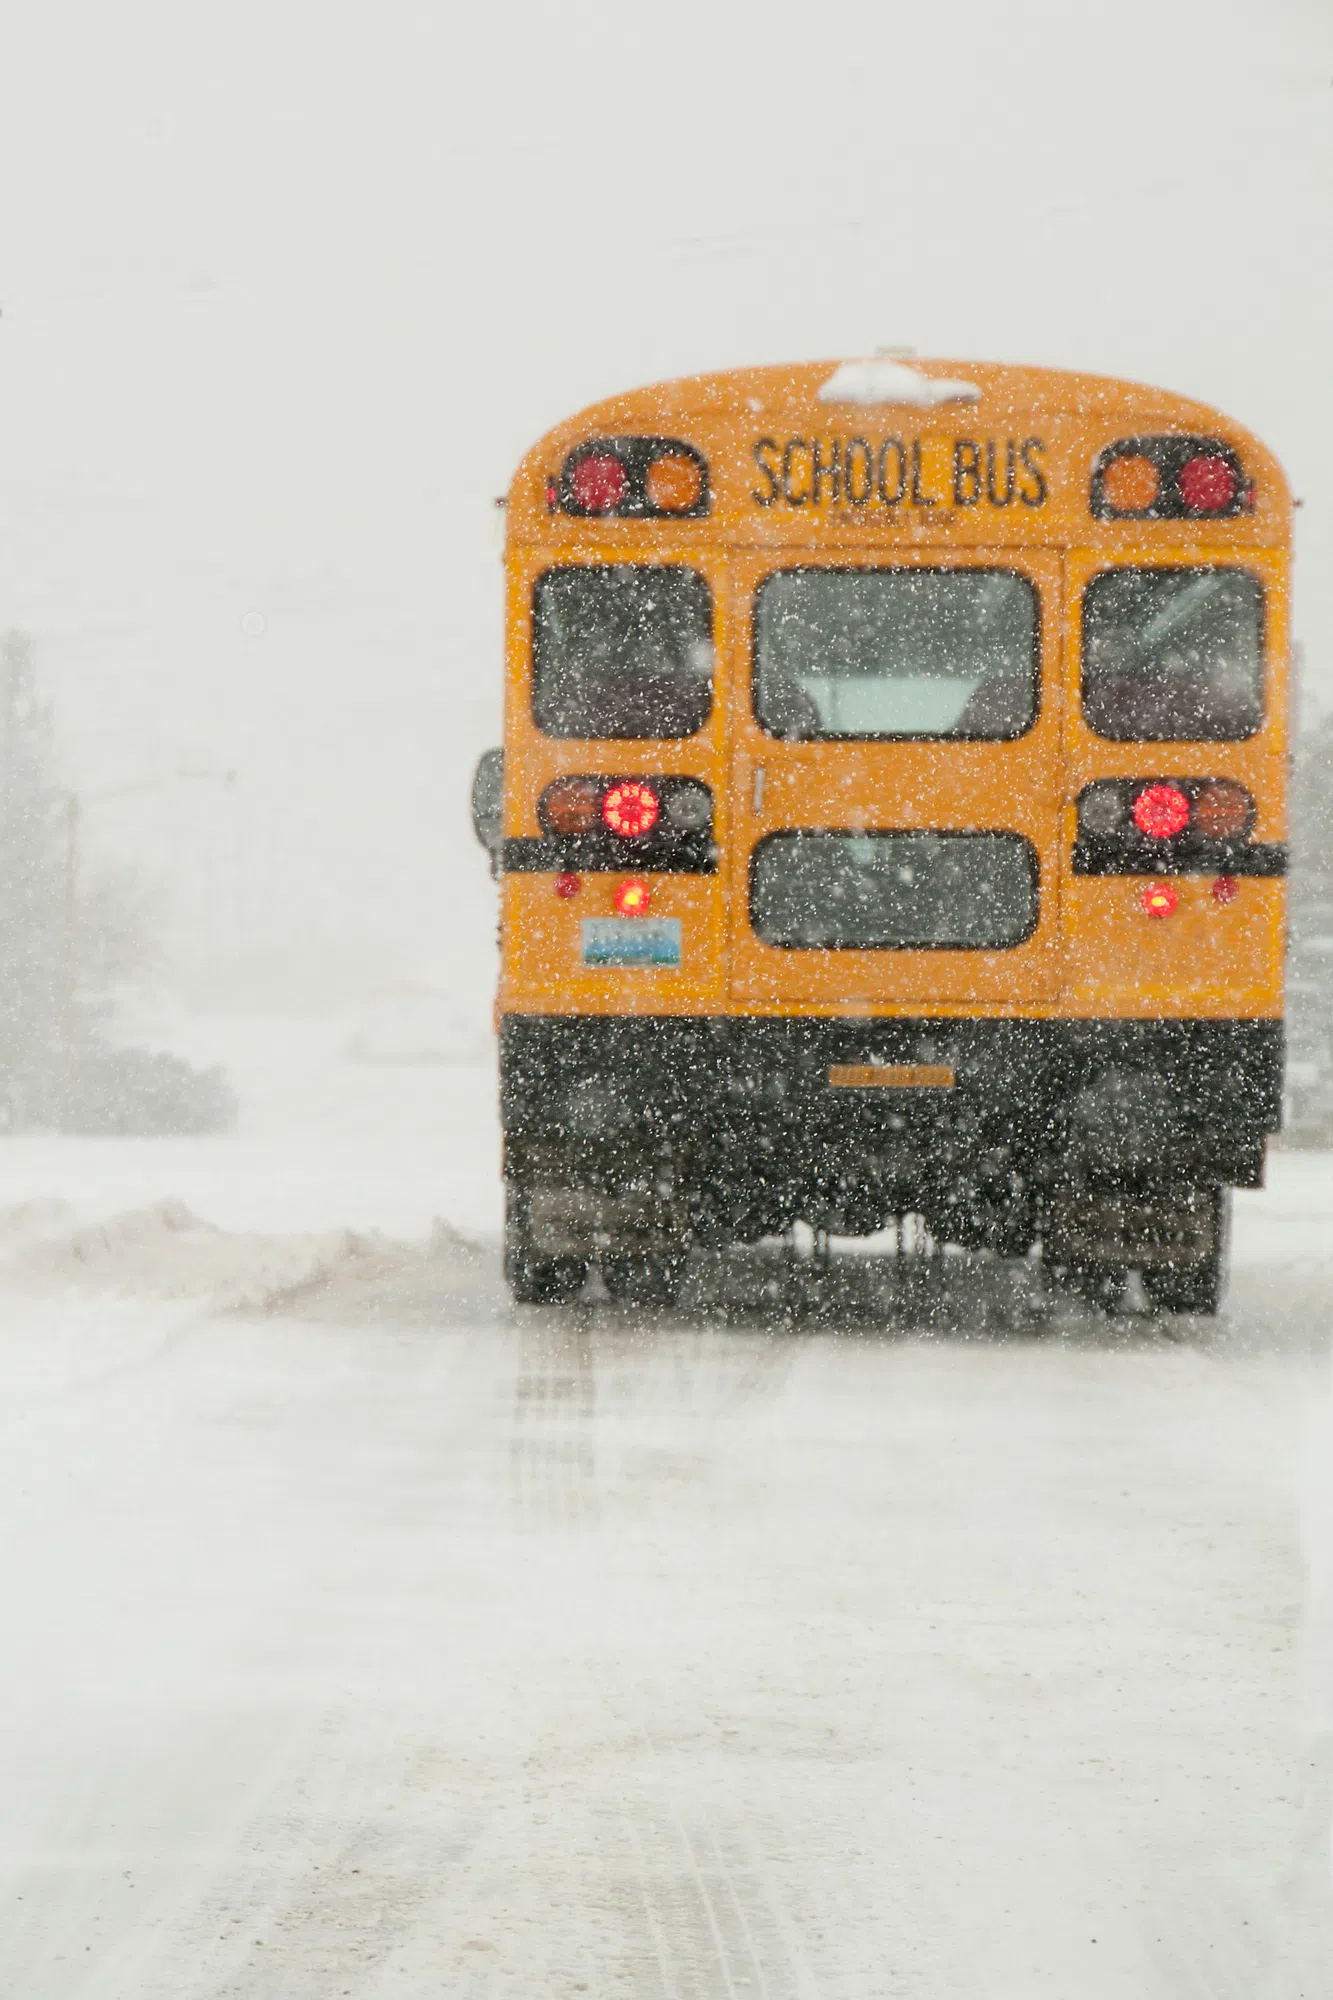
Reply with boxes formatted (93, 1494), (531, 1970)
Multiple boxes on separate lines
(0, 0), (1328, 1010)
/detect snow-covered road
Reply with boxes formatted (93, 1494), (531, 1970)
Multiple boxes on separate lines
(1, 1037), (1330, 1997)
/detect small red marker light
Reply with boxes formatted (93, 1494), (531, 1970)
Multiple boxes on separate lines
(1211, 875), (1238, 905)
(602, 781), (660, 837)
(1141, 882), (1178, 919)
(1132, 783), (1191, 839)
(614, 877), (652, 916)
(554, 872), (581, 900)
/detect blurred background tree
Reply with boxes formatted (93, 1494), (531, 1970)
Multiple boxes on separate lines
(1286, 701), (1333, 1142)
(0, 630), (234, 1133)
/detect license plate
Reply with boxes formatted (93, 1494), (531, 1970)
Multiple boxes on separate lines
(582, 918), (682, 968)
(828, 1064), (955, 1089)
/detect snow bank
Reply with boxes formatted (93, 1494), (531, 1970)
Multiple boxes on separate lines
(0, 1197), (485, 1317)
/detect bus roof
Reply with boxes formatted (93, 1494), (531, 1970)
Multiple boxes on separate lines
(507, 358), (1290, 549)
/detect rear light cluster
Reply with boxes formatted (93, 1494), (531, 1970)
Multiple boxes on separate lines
(1075, 777), (1256, 873)
(536, 774), (715, 872)
(553, 437), (710, 518)
(1091, 437), (1251, 521)
(540, 775), (710, 838)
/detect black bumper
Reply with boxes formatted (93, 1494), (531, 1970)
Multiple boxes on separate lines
(501, 1014), (1281, 1206)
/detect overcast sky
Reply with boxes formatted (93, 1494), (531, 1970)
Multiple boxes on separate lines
(0, 0), (1327, 1012)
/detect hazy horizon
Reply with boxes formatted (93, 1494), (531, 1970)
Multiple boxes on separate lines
(0, 0), (1327, 1013)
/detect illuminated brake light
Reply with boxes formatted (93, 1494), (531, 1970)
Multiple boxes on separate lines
(1178, 454), (1238, 513)
(569, 453), (629, 512)
(1132, 783), (1190, 839)
(602, 782), (660, 837)
(614, 877), (652, 916)
(1141, 882), (1178, 919)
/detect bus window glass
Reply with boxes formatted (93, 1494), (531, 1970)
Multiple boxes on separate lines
(533, 566), (713, 739)
(750, 832), (1038, 950)
(753, 569), (1037, 740)
(1081, 567), (1263, 741)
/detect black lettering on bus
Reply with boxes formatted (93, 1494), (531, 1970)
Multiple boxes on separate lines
(910, 439), (937, 507)
(1018, 437), (1048, 507)
(953, 439), (983, 506)
(877, 438), (906, 507)
(986, 439), (1016, 507)
(812, 437), (842, 506)
(845, 437), (874, 506)
(782, 438), (813, 506)
(752, 438), (781, 505)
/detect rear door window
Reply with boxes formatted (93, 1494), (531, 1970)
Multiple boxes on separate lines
(1081, 567), (1263, 741)
(750, 832), (1039, 949)
(753, 568), (1038, 740)
(533, 565), (713, 739)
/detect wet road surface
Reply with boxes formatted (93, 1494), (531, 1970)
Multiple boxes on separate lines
(1, 1247), (1330, 1999)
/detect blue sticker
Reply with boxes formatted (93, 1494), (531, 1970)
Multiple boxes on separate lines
(582, 918), (682, 968)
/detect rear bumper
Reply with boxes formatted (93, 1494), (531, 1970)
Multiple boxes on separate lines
(500, 1015), (1282, 1215)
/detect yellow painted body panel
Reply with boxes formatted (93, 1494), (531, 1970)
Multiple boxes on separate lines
(497, 360), (1291, 1026)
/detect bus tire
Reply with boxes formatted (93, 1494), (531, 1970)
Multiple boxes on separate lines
(602, 1246), (686, 1308)
(1142, 1187), (1230, 1317)
(1063, 1262), (1129, 1313)
(503, 1179), (586, 1305)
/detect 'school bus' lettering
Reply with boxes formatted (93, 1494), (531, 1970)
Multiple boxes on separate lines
(751, 435), (1047, 510)
(478, 357), (1290, 1313)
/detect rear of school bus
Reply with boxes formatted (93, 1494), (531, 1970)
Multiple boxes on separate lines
(476, 359), (1289, 1310)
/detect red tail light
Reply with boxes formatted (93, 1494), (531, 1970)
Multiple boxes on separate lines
(1141, 882), (1178, 918)
(1132, 783), (1190, 839)
(613, 877), (652, 915)
(1177, 454), (1238, 513)
(569, 453), (629, 513)
(602, 782), (660, 837)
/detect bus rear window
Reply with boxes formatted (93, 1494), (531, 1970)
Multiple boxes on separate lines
(750, 831), (1038, 950)
(1081, 567), (1263, 741)
(753, 569), (1038, 740)
(532, 566), (713, 739)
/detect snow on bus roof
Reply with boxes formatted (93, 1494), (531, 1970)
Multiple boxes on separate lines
(818, 358), (980, 408)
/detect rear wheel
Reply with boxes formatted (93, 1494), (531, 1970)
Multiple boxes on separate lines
(503, 1178), (587, 1305)
(1142, 1186), (1230, 1316)
(601, 1243), (687, 1309)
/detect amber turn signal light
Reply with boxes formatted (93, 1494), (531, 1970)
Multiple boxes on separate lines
(644, 453), (704, 512)
(1192, 779), (1253, 841)
(1100, 454), (1160, 512)
(540, 776), (604, 835)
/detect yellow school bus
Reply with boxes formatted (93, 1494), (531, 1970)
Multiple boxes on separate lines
(472, 357), (1289, 1312)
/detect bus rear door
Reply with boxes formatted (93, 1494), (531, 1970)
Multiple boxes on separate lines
(725, 549), (1066, 1011)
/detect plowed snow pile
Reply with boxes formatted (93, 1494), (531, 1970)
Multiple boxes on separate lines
(0, 1197), (486, 1317)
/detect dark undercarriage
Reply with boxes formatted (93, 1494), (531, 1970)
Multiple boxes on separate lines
(499, 1014), (1282, 1311)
